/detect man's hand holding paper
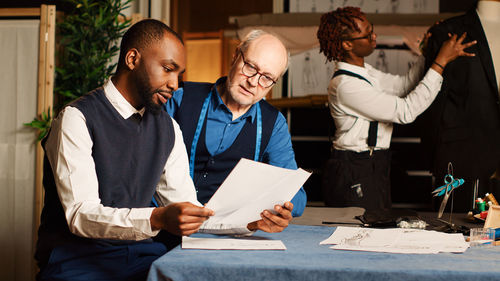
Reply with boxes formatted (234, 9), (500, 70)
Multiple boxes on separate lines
(247, 202), (293, 233)
(151, 202), (214, 236)
(200, 159), (311, 235)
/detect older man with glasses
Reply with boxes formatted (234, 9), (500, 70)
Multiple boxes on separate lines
(163, 30), (306, 235)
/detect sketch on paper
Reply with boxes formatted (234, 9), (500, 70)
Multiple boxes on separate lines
(289, 47), (419, 97)
(320, 226), (469, 254)
(414, 0), (428, 13)
(289, 0), (438, 14)
(289, 47), (335, 97)
(365, 49), (420, 75)
(329, 0), (335, 10)
(341, 229), (371, 246)
(302, 52), (319, 90)
(375, 49), (389, 73)
(391, 0), (400, 13)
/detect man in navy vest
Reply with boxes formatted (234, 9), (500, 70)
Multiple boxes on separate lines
(165, 30), (307, 233)
(35, 20), (214, 281)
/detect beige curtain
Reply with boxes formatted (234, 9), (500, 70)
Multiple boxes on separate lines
(0, 20), (39, 281)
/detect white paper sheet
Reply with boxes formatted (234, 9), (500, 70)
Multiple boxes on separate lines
(290, 47), (335, 97)
(320, 226), (469, 254)
(203, 158), (311, 227)
(182, 236), (287, 250)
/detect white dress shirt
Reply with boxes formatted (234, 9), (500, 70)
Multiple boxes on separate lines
(328, 57), (443, 152)
(45, 80), (201, 241)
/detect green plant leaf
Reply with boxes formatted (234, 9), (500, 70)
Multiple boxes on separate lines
(29, 0), (132, 142)
(24, 108), (53, 141)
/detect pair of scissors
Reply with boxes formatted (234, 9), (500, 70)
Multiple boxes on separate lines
(432, 174), (464, 197)
(431, 163), (464, 218)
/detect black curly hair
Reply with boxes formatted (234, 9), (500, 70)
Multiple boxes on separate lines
(317, 7), (365, 62)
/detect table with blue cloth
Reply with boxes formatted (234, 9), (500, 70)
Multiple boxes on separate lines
(147, 224), (500, 281)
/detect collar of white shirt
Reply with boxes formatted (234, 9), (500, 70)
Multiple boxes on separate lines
(336, 61), (372, 79)
(103, 79), (145, 119)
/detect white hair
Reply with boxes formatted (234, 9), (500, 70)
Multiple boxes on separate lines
(237, 29), (290, 76)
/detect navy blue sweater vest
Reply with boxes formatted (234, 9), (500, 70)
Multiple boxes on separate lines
(36, 88), (175, 265)
(173, 80), (278, 204)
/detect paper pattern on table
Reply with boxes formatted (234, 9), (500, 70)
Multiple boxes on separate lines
(203, 158), (311, 227)
(182, 236), (287, 250)
(320, 226), (469, 254)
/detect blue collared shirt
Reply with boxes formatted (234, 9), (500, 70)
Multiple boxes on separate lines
(165, 79), (306, 216)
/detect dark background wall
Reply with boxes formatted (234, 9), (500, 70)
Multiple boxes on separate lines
(174, 0), (272, 33)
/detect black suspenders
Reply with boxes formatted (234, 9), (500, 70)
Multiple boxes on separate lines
(333, 69), (378, 155)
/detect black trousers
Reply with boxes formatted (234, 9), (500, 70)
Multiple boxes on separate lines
(322, 149), (392, 210)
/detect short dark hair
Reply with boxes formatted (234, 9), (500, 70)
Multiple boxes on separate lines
(317, 7), (365, 62)
(117, 19), (183, 71)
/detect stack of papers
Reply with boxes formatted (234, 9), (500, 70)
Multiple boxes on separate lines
(182, 159), (311, 250)
(203, 158), (311, 227)
(320, 226), (469, 254)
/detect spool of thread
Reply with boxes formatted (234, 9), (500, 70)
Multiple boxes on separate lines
(485, 193), (499, 206)
(477, 199), (486, 212)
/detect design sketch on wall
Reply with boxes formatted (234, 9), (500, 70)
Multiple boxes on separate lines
(391, 0), (400, 13)
(289, 47), (420, 97)
(302, 52), (319, 90)
(375, 49), (389, 73)
(289, 0), (438, 14)
(365, 48), (420, 75)
(289, 47), (335, 97)
(414, 0), (428, 13)
(372, 0), (381, 13)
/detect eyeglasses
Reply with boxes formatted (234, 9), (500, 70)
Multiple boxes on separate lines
(240, 51), (277, 88)
(344, 24), (375, 41)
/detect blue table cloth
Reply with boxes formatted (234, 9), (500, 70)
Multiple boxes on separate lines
(148, 224), (500, 281)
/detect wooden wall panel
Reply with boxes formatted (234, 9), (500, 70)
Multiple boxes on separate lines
(174, 0), (272, 34)
(185, 38), (223, 83)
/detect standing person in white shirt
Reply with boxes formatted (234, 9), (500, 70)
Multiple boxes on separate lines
(35, 19), (214, 281)
(316, 7), (476, 210)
